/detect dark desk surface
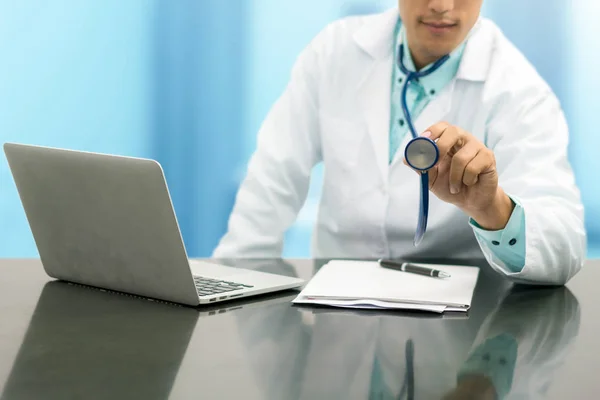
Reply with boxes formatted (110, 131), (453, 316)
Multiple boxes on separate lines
(0, 258), (597, 400)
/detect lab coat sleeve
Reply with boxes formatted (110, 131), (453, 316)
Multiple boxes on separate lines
(212, 31), (325, 258)
(478, 79), (587, 285)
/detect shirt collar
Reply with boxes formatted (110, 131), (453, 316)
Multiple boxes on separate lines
(395, 19), (466, 96)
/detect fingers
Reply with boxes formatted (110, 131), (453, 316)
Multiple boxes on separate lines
(423, 122), (468, 163)
(437, 126), (466, 162)
(421, 122), (495, 193)
(422, 122), (451, 141)
(449, 141), (480, 194)
(424, 122), (491, 164)
(427, 164), (439, 190)
(463, 149), (495, 187)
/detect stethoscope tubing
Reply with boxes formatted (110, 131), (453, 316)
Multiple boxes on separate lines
(397, 45), (450, 246)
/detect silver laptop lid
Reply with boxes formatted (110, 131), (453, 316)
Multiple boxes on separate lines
(4, 143), (200, 305)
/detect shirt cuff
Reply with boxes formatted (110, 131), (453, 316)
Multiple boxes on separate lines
(469, 197), (526, 273)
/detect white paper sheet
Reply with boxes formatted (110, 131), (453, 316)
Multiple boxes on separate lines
(292, 296), (447, 313)
(291, 260), (480, 313)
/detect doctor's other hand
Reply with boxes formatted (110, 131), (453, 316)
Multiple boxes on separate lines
(404, 122), (514, 230)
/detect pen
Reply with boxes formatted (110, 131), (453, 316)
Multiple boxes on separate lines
(377, 259), (451, 279)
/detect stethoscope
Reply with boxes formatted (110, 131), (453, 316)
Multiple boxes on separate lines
(397, 339), (415, 400)
(398, 44), (450, 246)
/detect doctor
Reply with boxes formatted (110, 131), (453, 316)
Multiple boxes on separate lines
(214, 0), (586, 285)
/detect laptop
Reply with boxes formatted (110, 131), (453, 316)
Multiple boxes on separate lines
(0, 280), (296, 400)
(3, 142), (304, 306)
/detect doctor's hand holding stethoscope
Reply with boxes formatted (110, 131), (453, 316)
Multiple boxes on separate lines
(397, 44), (515, 246)
(403, 121), (515, 238)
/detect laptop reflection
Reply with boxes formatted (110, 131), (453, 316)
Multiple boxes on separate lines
(1, 281), (198, 400)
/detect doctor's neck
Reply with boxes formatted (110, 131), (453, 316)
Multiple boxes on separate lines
(406, 42), (450, 71)
(398, 0), (483, 70)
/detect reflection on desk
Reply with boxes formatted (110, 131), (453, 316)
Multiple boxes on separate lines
(0, 270), (300, 400)
(0, 281), (199, 400)
(0, 258), (585, 399)
(445, 286), (580, 400)
(233, 266), (580, 400)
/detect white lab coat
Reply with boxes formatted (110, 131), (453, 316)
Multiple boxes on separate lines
(213, 8), (586, 285)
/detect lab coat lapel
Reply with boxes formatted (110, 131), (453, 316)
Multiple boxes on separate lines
(353, 8), (399, 181)
(358, 56), (393, 181)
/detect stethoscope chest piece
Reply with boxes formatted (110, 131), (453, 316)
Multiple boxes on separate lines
(404, 137), (439, 171)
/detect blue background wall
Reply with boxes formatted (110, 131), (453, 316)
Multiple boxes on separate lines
(1, 0), (598, 258)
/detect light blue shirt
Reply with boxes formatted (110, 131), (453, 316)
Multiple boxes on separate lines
(389, 20), (526, 272)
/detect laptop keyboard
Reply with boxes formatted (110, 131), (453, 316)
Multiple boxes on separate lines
(193, 276), (253, 297)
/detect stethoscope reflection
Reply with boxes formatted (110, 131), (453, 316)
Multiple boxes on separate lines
(442, 286), (581, 400)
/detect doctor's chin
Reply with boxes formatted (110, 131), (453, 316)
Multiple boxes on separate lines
(212, 3), (590, 287)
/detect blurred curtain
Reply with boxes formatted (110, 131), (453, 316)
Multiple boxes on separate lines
(568, 1), (600, 249)
(0, 1), (156, 256)
(482, 1), (570, 103)
(152, 0), (246, 256)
